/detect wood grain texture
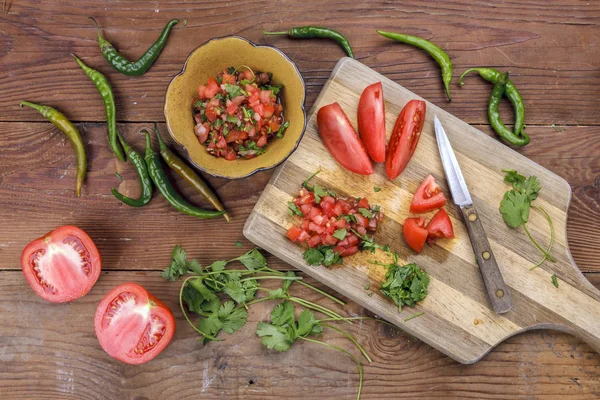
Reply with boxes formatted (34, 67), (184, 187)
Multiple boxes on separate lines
(0, 1), (599, 124)
(244, 58), (600, 363)
(1, 270), (600, 400)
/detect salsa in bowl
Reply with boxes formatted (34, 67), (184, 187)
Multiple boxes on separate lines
(164, 36), (306, 179)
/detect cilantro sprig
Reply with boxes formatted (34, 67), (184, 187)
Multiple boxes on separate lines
(499, 169), (555, 269)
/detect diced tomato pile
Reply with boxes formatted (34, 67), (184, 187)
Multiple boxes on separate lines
(192, 67), (289, 160)
(286, 187), (383, 257)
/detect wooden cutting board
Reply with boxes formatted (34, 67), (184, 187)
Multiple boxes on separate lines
(243, 57), (600, 364)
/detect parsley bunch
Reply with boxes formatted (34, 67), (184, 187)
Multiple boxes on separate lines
(499, 169), (555, 269)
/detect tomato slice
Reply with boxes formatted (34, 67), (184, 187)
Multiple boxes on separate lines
(403, 217), (428, 253)
(357, 82), (386, 162)
(426, 209), (455, 243)
(385, 100), (426, 179)
(94, 283), (175, 365)
(20, 225), (101, 303)
(317, 103), (374, 175)
(410, 174), (447, 213)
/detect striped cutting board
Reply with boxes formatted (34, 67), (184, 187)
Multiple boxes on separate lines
(243, 57), (600, 364)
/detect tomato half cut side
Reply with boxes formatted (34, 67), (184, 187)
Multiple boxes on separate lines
(94, 283), (175, 365)
(403, 217), (428, 253)
(357, 82), (386, 162)
(426, 208), (455, 245)
(410, 174), (447, 213)
(20, 225), (101, 303)
(317, 102), (374, 175)
(385, 100), (426, 179)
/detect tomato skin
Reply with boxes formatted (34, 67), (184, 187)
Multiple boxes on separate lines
(287, 226), (303, 242)
(410, 174), (447, 213)
(385, 100), (426, 179)
(20, 225), (101, 303)
(426, 209), (454, 242)
(317, 103), (374, 175)
(94, 283), (175, 365)
(403, 217), (428, 253)
(357, 82), (386, 162)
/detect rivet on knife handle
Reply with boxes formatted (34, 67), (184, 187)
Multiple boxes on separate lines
(461, 204), (512, 314)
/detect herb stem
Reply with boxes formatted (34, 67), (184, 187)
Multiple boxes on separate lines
(529, 206), (556, 270)
(262, 267), (346, 306)
(290, 297), (351, 323)
(298, 337), (363, 400)
(238, 275), (302, 283)
(403, 311), (424, 321)
(179, 277), (219, 341)
(322, 323), (372, 363)
(522, 223), (556, 263)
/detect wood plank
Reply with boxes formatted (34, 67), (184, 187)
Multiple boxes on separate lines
(1, 1), (599, 124)
(0, 122), (598, 272)
(243, 57), (600, 363)
(1, 270), (600, 399)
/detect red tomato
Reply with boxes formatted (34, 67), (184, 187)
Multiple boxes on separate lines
(222, 73), (236, 84)
(317, 103), (374, 175)
(403, 217), (428, 253)
(287, 226), (303, 242)
(20, 225), (101, 303)
(197, 85), (207, 99)
(334, 245), (359, 257)
(385, 100), (426, 179)
(194, 122), (209, 144)
(205, 77), (220, 98)
(357, 82), (386, 162)
(410, 174), (447, 213)
(308, 235), (321, 248)
(263, 104), (275, 119)
(260, 90), (273, 104)
(225, 130), (248, 143)
(426, 209), (454, 243)
(94, 283), (175, 365)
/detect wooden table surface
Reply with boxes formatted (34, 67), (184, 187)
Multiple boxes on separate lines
(1, 1), (599, 399)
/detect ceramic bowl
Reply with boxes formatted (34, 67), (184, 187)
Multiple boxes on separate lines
(164, 36), (306, 179)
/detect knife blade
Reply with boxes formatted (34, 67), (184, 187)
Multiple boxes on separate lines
(434, 116), (512, 314)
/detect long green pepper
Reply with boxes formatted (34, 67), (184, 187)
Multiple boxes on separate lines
(488, 72), (530, 146)
(90, 17), (179, 76)
(459, 67), (527, 138)
(143, 130), (226, 219)
(264, 26), (354, 58)
(72, 53), (125, 161)
(377, 30), (453, 102)
(111, 134), (153, 207)
(19, 101), (87, 196)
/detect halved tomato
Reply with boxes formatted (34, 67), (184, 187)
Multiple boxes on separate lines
(94, 283), (175, 365)
(426, 208), (455, 243)
(410, 174), (447, 213)
(317, 102), (374, 175)
(20, 225), (101, 303)
(385, 100), (426, 179)
(403, 217), (428, 253)
(357, 82), (386, 162)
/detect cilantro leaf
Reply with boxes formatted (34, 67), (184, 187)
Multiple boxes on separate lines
(238, 141), (267, 156)
(276, 121), (290, 139)
(208, 260), (227, 272)
(267, 287), (287, 300)
(256, 322), (292, 352)
(358, 208), (373, 218)
(223, 84), (243, 98)
(302, 170), (321, 190)
(270, 301), (295, 327)
(161, 245), (189, 281)
(234, 241), (243, 247)
(313, 184), (328, 203)
(380, 263), (430, 311)
(261, 84), (283, 95)
(503, 169), (526, 190)
(332, 228), (347, 241)
(234, 248), (267, 270)
(373, 186), (381, 192)
(218, 301), (248, 333)
(296, 309), (323, 336)
(523, 176), (541, 202)
(499, 190), (530, 228)
(281, 271), (296, 294)
(288, 201), (304, 217)
(223, 280), (246, 303)
(340, 214), (357, 224)
(322, 248), (341, 266)
(551, 273), (559, 288)
(197, 315), (222, 337)
(303, 248), (324, 266)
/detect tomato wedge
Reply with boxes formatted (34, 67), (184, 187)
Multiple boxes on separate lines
(317, 102), (374, 175)
(426, 208), (455, 244)
(410, 174), (447, 213)
(94, 283), (175, 365)
(20, 225), (101, 303)
(403, 217), (428, 253)
(357, 82), (386, 162)
(385, 100), (426, 179)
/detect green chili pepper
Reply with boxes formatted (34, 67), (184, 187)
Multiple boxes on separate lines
(111, 134), (153, 207)
(459, 67), (526, 137)
(72, 53), (125, 162)
(143, 130), (226, 219)
(264, 26), (354, 58)
(90, 17), (179, 76)
(19, 101), (87, 196)
(377, 30), (453, 102)
(488, 72), (530, 146)
(153, 124), (229, 221)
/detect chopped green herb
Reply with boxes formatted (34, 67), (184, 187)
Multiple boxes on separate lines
(222, 125), (230, 137)
(380, 263), (430, 311)
(213, 119), (222, 129)
(114, 172), (123, 182)
(234, 241), (243, 247)
(276, 121), (290, 139)
(551, 124), (564, 132)
(288, 201), (304, 217)
(551, 273), (559, 288)
(223, 84), (243, 98)
(373, 187), (381, 192)
(303, 248), (324, 266)
(302, 170), (321, 190)
(303, 246), (341, 267)
(260, 84), (283, 95)
(332, 228), (347, 241)
(340, 214), (357, 224)
(183, 19), (188, 26)
(313, 184), (328, 203)
(226, 115), (242, 126)
(238, 141), (267, 156)
(358, 208), (373, 218)
(404, 311), (425, 322)
(364, 283), (371, 291)
(193, 100), (203, 108)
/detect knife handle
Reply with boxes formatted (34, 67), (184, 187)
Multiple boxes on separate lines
(461, 204), (512, 314)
